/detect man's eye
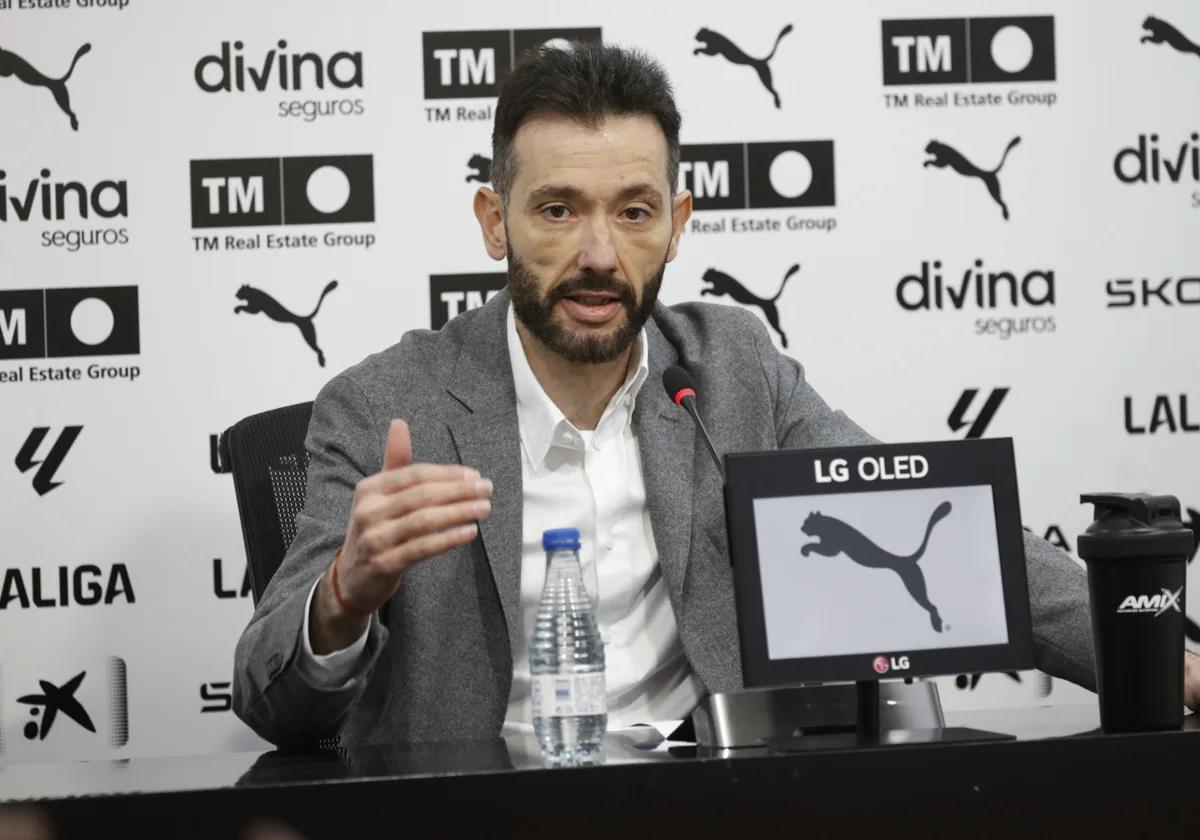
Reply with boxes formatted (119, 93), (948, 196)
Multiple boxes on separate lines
(543, 205), (571, 220)
(623, 207), (650, 221)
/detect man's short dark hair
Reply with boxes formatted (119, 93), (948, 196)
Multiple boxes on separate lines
(490, 42), (681, 200)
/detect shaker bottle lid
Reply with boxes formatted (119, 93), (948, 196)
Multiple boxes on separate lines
(1077, 493), (1195, 560)
(543, 528), (582, 551)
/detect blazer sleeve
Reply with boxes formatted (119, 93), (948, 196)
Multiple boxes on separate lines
(751, 318), (1097, 691)
(232, 373), (390, 746)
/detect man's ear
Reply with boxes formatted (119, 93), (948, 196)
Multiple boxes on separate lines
(666, 189), (693, 263)
(474, 187), (507, 261)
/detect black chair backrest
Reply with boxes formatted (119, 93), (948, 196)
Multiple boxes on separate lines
(217, 401), (314, 605)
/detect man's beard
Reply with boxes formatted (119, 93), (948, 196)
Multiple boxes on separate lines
(507, 254), (664, 364)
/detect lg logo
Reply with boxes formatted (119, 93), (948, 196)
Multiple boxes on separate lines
(189, 155), (374, 228)
(881, 17), (1055, 86)
(680, 141), (835, 210)
(872, 655), (910, 674)
(422, 28), (601, 99)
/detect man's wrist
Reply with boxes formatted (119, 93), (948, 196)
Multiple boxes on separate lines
(310, 555), (372, 655)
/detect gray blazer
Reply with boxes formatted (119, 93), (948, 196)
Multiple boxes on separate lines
(233, 291), (1096, 746)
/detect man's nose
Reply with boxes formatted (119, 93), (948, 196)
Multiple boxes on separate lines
(577, 217), (619, 276)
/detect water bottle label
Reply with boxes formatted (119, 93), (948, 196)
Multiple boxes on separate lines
(530, 673), (606, 717)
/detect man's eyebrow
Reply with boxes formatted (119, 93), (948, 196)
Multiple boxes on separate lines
(524, 182), (665, 208)
(613, 182), (665, 204)
(525, 185), (584, 207)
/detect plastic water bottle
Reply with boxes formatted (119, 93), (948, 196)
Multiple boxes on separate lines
(530, 527), (606, 765)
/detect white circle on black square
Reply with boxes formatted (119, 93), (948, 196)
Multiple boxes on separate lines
(990, 26), (1034, 74)
(70, 298), (115, 346)
(768, 151), (813, 200)
(306, 166), (351, 214)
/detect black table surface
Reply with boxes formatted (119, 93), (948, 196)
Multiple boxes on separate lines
(2, 704), (1198, 838)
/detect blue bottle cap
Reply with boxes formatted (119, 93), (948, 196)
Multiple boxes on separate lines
(542, 527), (581, 551)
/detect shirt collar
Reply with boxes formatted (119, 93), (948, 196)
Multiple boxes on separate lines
(506, 303), (649, 470)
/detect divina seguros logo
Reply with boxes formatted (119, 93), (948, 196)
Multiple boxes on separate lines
(189, 155), (375, 252)
(881, 16), (1056, 110)
(896, 259), (1056, 339)
(193, 40), (365, 122)
(1113, 133), (1200, 209)
(0, 168), (129, 250)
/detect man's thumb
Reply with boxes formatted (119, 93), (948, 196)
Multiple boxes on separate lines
(383, 418), (412, 471)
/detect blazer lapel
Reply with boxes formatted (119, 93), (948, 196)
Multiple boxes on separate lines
(445, 291), (524, 651)
(635, 320), (695, 609)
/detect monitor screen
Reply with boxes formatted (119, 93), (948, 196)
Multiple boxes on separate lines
(725, 439), (1034, 685)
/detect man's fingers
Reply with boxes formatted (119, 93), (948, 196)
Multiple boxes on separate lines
(361, 498), (490, 567)
(357, 462), (480, 497)
(373, 522), (480, 575)
(383, 419), (413, 472)
(370, 475), (493, 522)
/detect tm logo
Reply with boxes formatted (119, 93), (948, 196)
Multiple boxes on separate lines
(948, 388), (1008, 438)
(15, 426), (82, 495)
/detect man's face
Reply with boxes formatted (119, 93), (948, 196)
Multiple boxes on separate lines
(491, 113), (690, 364)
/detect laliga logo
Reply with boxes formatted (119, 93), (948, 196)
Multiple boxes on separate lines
(1117, 587), (1183, 617)
(872, 655), (911, 674)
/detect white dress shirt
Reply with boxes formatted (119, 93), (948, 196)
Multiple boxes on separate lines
(298, 304), (703, 728)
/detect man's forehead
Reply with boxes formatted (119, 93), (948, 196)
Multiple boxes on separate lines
(509, 113), (670, 194)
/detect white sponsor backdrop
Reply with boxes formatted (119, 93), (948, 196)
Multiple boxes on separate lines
(1, 0), (1196, 763)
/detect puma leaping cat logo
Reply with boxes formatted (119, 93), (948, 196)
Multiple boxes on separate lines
(1141, 16), (1200, 59)
(0, 43), (92, 131)
(924, 137), (1021, 220)
(700, 263), (799, 348)
(693, 25), (793, 109)
(234, 281), (338, 367)
(801, 501), (952, 632)
(465, 154), (492, 184)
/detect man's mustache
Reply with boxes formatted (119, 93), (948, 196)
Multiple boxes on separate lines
(549, 274), (637, 307)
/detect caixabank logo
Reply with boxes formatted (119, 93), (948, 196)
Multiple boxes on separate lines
(681, 140), (836, 235)
(896, 259), (1056, 340)
(881, 16), (1057, 110)
(423, 27), (600, 123)
(0, 286), (140, 384)
(430, 273), (506, 329)
(0, 167), (129, 251)
(189, 155), (375, 252)
(194, 40), (365, 122)
(0, 657), (129, 762)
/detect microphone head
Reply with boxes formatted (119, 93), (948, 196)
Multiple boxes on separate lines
(663, 365), (697, 406)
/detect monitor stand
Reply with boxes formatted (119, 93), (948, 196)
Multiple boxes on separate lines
(762, 681), (1013, 752)
(690, 681), (1013, 751)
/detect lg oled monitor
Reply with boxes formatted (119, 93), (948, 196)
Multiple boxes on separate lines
(724, 438), (1035, 686)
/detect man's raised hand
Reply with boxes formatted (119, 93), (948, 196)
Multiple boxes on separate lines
(310, 419), (492, 654)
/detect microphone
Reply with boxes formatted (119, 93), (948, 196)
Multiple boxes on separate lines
(663, 365), (725, 482)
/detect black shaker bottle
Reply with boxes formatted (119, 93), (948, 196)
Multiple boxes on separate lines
(1077, 493), (1193, 732)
